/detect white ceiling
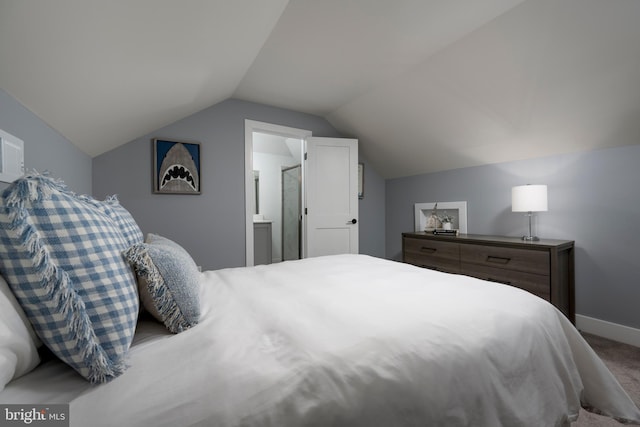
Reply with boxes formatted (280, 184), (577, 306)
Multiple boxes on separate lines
(253, 132), (301, 161)
(2, 0), (639, 179)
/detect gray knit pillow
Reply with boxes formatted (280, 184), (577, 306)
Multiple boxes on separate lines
(123, 234), (200, 333)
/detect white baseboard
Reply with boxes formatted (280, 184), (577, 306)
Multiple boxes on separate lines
(575, 314), (640, 348)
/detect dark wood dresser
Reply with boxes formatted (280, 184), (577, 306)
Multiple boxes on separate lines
(402, 232), (575, 323)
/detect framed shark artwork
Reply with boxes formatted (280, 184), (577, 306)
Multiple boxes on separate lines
(153, 138), (201, 194)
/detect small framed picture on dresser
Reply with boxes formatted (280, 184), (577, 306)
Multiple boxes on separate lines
(414, 201), (468, 233)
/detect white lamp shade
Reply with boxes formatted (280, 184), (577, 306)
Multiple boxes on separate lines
(512, 185), (548, 212)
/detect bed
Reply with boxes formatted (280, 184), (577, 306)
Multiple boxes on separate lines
(1, 174), (639, 427)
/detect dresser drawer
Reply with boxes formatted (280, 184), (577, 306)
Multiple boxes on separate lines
(402, 232), (575, 324)
(403, 238), (460, 274)
(404, 253), (460, 274)
(461, 263), (551, 302)
(460, 244), (549, 276)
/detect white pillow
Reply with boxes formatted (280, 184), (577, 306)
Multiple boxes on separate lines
(0, 275), (40, 391)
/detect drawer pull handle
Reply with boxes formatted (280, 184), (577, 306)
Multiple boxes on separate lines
(487, 277), (512, 286)
(420, 247), (437, 254)
(487, 255), (510, 264)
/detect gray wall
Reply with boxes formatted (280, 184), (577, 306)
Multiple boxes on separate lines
(0, 90), (91, 194)
(93, 98), (386, 270)
(386, 144), (640, 329)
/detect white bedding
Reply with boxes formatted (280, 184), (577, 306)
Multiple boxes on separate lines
(1, 254), (639, 426)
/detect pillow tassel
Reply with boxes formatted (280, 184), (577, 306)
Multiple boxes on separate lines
(4, 172), (62, 206)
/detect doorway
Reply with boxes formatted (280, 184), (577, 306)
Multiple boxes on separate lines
(245, 121), (359, 267)
(245, 120), (311, 266)
(252, 133), (303, 263)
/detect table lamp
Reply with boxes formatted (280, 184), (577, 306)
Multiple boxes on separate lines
(512, 184), (547, 241)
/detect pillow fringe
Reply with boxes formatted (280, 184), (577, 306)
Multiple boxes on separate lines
(125, 245), (190, 333)
(4, 172), (64, 205)
(4, 178), (124, 383)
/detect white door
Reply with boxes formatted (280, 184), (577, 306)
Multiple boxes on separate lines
(304, 137), (359, 257)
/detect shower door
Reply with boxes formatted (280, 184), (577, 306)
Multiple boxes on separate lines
(282, 165), (301, 261)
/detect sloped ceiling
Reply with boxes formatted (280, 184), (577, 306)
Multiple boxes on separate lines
(1, 0), (639, 179)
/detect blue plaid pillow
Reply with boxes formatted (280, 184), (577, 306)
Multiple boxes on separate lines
(104, 196), (143, 246)
(123, 234), (200, 333)
(81, 194), (143, 247)
(0, 173), (139, 383)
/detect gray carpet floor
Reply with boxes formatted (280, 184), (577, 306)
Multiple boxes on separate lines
(572, 333), (640, 426)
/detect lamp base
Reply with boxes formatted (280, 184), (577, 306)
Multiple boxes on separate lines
(521, 211), (540, 242)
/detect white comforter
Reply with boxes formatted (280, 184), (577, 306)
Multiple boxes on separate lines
(2, 255), (639, 426)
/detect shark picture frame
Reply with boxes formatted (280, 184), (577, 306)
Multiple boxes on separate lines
(153, 138), (201, 194)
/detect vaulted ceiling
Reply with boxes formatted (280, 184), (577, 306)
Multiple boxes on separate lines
(1, 0), (639, 179)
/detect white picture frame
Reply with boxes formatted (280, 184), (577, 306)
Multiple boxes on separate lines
(414, 201), (468, 233)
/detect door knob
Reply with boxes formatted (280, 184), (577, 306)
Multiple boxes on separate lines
(349, 218), (357, 224)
